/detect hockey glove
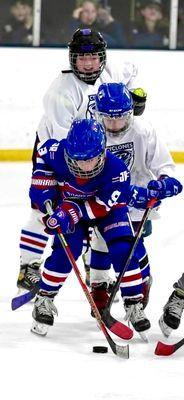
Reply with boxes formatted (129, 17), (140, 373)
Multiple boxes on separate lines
(29, 186), (58, 213)
(43, 201), (82, 235)
(128, 186), (161, 209)
(130, 88), (147, 116)
(147, 176), (183, 199)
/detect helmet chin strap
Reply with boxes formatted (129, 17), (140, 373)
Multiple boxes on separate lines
(107, 128), (124, 136)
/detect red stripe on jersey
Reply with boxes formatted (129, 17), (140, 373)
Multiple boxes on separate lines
(112, 203), (127, 209)
(21, 236), (46, 248)
(121, 272), (142, 283)
(87, 199), (108, 218)
(43, 271), (67, 283)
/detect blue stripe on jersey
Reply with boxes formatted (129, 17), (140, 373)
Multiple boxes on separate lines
(19, 244), (44, 254)
(21, 230), (48, 241)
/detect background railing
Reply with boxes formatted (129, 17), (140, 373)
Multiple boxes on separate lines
(0, 0), (183, 50)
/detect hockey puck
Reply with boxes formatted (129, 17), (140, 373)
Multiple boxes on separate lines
(92, 346), (108, 353)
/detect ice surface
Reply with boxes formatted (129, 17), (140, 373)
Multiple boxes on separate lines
(0, 162), (184, 400)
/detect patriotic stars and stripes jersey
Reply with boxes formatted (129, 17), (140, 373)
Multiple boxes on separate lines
(31, 138), (131, 220)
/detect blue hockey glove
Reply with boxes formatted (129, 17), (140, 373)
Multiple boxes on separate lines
(43, 201), (82, 234)
(29, 186), (58, 213)
(128, 186), (161, 209)
(147, 176), (183, 199)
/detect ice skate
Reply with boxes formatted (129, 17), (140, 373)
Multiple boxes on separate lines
(124, 300), (151, 341)
(17, 260), (42, 292)
(31, 292), (58, 336)
(159, 290), (184, 337)
(31, 320), (50, 336)
(158, 315), (172, 338)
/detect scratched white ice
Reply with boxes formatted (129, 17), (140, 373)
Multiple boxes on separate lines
(0, 162), (184, 400)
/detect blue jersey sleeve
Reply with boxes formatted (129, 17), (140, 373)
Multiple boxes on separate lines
(29, 139), (66, 210)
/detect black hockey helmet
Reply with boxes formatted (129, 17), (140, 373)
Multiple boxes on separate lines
(68, 28), (107, 83)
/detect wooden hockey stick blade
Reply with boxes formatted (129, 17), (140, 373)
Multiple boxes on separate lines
(102, 308), (133, 340)
(114, 343), (129, 358)
(104, 329), (129, 358)
(11, 288), (37, 310)
(154, 338), (184, 356)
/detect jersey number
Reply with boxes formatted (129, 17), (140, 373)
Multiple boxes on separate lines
(108, 190), (121, 207)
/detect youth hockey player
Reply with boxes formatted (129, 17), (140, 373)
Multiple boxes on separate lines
(16, 27), (146, 293)
(29, 119), (182, 335)
(87, 82), (179, 324)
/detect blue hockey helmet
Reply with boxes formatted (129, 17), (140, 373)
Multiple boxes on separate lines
(65, 119), (106, 178)
(68, 28), (107, 83)
(95, 82), (134, 136)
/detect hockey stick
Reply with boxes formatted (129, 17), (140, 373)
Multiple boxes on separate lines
(45, 201), (130, 358)
(11, 287), (38, 310)
(102, 198), (157, 323)
(155, 338), (184, 356)
(45, 202), (133, 341)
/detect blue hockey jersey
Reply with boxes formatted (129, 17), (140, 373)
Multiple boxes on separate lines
(31, 139), (132, 220)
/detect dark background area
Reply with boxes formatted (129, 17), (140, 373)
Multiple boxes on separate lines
(0, 0), (183, 49)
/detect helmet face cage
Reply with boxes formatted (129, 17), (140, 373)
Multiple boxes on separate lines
(64, 150), (106, 179)
(68, 28), (107, 83)
(69, 50), (106, 83)
(95, 110), (133, 137)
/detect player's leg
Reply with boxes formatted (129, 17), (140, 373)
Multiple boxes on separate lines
(31, 224), (84, 335)
(159, 274), (184, 337)
(17, 208), (49, 291)
(89, 221), (152, 312)
(89, 228), (114, 314)
(99, 209), (151, 334)
(133, 220), (153, 308)
(17, 134), (49, 292)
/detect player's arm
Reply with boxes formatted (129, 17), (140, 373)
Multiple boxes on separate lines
(79, 161), (131, 220)
(119, 62), (147, 116)
(146, 124), (176, 177)
(43, 76), (79, 138)
(29, 139), (59, 213)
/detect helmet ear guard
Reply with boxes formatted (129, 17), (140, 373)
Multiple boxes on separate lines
(68, 28), (107, 83)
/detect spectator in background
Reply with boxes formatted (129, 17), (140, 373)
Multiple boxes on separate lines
(67, 0), (127, 48)
(0, 0), (33, 45)
(130, 0), (169, 49)
(177, 2), (184, 49)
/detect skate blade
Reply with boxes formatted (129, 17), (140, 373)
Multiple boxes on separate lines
(31, 320), (49, 336)
(159, 315), (172, 338)
(138, 330), (149, 342)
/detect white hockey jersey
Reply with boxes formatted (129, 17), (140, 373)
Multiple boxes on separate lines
(37, 60), (140, 143)
(106, 117), (175, 220)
